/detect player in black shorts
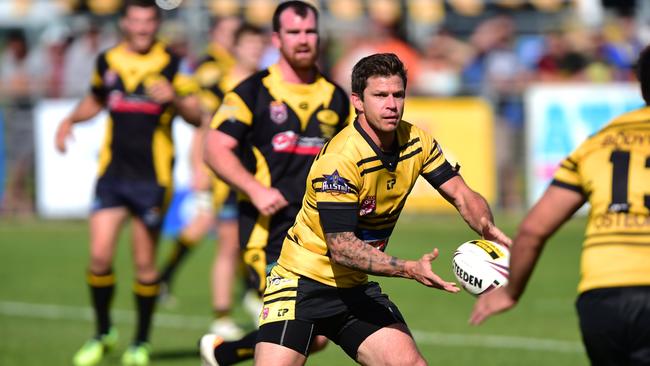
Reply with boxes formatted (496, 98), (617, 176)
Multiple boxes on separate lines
(54, 1), (200, 365)
(200, 2), (352, 365)
(245, 53), (509, 365)
(471, 45), (650, 366)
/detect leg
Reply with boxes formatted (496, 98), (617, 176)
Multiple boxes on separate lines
(73, 207), (128, 366)
(159, 190), (215, 292)
(210, 217), (244, 339)
(131, 216), (161, 343)
(356, 324), (426, 366)
(254, 342), (306, 366)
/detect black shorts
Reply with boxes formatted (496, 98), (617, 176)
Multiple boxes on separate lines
(576, 286), (650, 366)
(238, 202), (300, 292)
(92, 177), (170, 230)
(257, 266), (407, 360)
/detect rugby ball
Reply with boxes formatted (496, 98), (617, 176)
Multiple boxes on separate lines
(452, 239), (509, 296)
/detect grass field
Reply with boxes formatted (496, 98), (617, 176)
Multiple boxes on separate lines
(0, 214), (590, 366)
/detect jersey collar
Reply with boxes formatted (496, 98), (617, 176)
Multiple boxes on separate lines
(353, 118), (399, 172)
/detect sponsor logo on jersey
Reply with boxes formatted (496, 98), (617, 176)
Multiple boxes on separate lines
(316, 109), (339, 125)
(270, 101), (288, 124)
(359, 196), (376, 216)
(322, 170), (350, 194)
(108, 91), (162, 115)
(262, 307), (269, 319)
(272, 131), (324, 155)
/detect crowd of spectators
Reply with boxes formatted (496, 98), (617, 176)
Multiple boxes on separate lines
(0, 3), (646, 215)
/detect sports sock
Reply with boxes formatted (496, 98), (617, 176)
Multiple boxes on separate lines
(158, 236), (196, 286)
(87, 270), (115, 337)
(214, 330), (258, 365)
(213, 308), (231, 319)
(133, 280), (160, 344)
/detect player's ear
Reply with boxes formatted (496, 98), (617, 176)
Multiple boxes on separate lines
(271, 31), (281, 49)
(351, 93), (364, 114)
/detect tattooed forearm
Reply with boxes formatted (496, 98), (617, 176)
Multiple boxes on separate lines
(325, 232), (409, 278)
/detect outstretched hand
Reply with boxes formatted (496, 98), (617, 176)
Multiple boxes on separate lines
(469, 286), (517, 325)
(409, 248), (460, 293)
(480, 217), (512, 247)
(55, 118), (74, 153)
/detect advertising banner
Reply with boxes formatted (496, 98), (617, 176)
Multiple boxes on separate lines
(402, 98), (495, 212)
(525, 83), (644, 207)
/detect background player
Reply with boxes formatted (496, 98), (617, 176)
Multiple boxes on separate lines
(201, 1), (352, 364)
(470, 45), (650, 365)
(208, 52), (510, 366)
(54, 1), (201, 365)
(158, 22), (268, 340)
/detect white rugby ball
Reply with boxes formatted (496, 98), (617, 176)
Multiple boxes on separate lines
(452, 239), (509, 296)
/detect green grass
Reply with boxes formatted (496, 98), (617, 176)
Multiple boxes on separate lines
(0, 214), (589, 365)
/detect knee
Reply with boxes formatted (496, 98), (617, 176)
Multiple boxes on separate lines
(88, 254), (112, 274)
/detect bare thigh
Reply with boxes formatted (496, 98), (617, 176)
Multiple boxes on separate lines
(88, 207), (129, 274)
(254, 341), (306, 366)
(131, 217), (160, 283)
(356, 323), (426, 366)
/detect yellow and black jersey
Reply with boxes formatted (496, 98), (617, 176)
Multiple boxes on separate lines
(210, 64), (352, 205)
(91, 41), (198, 187)
(277, 119), (458, 287)
(194, 44), (236, 114)
(552, 106), (650, 293)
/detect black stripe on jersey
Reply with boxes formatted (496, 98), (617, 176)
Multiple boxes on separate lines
(584, 241), (650, 248)
(400, 137), (420, 151)
(565, 157), (578, 167)
(286, 233), (300, 245)
(587, 231), (650, 237)
(91, 53), (109, 100)
(357, 156), (381, 167)
(263, 296), (296, 305)
(306, 201), (318, 210)
(317, 202), (358, 210)
(422, 160), (458, 188)
(560, 162), (578, 172)
(360, 164), (385, 176)
(358, 216), (399, 228)
(264, 286), (298, 298)
(422, 149), (443, 170)
(399, 147), (423, 162)
(316, 140), (331, 160)
(550, 179), (585, 194)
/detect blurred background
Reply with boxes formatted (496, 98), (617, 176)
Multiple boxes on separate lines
(1, 0), (648, 222)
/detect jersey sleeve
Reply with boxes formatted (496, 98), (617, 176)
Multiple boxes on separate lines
(172, 58), (200, 97)
(551, 154), (585, 195)
(194, 59), (225, 113)
(209, 90), (253, 141)
(420, 136), (458, 188)
(90, 53), (108, 100)
(311, 153), (361, 232)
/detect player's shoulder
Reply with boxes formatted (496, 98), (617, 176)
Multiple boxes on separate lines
(230, 68), (271, 101)
(317, 123), (369, 164)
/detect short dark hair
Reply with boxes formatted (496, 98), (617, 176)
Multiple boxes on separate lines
(121, 0), (161, 18)
(272, 1), (318, 32)
(351, 53), (408, 99)
(637, 45), (650, 105)
(234, 23), (265, 45)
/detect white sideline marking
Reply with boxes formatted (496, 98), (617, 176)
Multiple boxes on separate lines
(0, 300), (583, 353)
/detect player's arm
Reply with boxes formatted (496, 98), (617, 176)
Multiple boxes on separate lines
(55, 93), (104, 153)
(174, 94), (202, 126)
(469, 185), (585, 325)
(437, 175), (512, 246)
(324, 230), (459, 292)
(204, 128), (287, 216)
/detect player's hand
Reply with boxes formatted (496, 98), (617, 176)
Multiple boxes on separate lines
(55, 118), (74, 153)
(409, 248), (460, 293)
(146, 79), (175, 104)
(480, 217), (512, 247)
(250, 186), (288, 216)
(469, 286), (517, 325)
